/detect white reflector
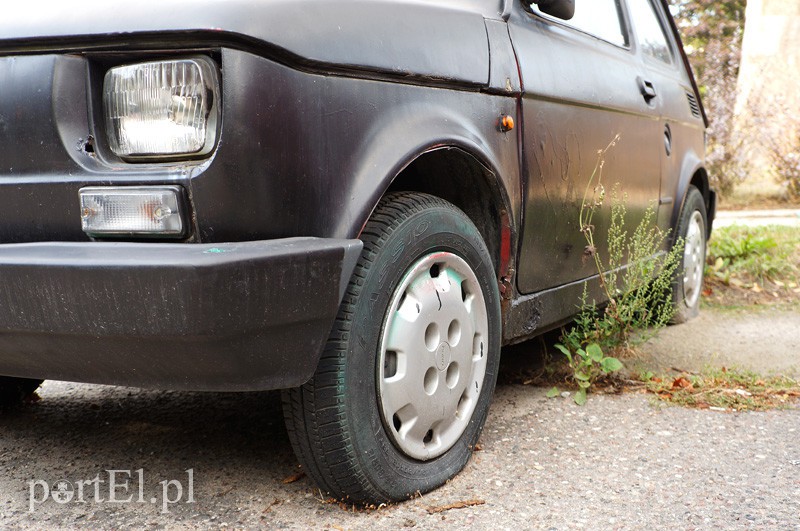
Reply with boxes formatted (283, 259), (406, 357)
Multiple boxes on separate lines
(103, 57), (218, 157)
(80, 186), (184, 236)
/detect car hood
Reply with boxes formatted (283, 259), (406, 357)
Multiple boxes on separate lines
(0, 0), (495, 85)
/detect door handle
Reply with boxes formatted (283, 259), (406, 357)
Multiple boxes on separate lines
(637, 77), (657, 102)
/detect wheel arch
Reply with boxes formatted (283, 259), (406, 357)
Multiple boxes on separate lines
(382, 145), (515, 279)
(674, 153), (714, 239)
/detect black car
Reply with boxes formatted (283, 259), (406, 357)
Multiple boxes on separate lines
(0, 0), (714, 503)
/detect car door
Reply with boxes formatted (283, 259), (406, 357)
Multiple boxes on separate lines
(508, 0), (664, 294)
(624, 0), (707, 233)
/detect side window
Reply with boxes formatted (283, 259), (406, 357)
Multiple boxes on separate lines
(532, 0), (628, 47)
(627, 0), (673, 64)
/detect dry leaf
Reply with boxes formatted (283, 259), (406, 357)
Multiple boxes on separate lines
(427, 499), (485, 514)
(671, 376), (693, 390)
(281, 471), (306, 484)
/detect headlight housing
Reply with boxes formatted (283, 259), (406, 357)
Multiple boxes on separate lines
(103, 57), (219, 159)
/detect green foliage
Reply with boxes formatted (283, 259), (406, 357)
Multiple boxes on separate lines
(565, 200), (683, 353)
(706, 225), (799, 286)
(712, 231), (776, 260)
(670, 0), (746, 55)
(550, 140), (683, 405)
(551, 342), (622, 406)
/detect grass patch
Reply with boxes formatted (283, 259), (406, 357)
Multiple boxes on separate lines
(642, 366), (800, 411)
(704, 224), (800, 307)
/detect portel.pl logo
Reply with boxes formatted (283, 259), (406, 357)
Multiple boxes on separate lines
(29, 469), (195, 513)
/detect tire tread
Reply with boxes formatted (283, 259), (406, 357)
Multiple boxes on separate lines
(282, 192), (478, 503)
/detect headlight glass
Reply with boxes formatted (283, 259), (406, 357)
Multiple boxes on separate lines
(103, 57), (219, 158)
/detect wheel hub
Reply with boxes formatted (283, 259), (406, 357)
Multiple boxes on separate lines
(377, 251), (489, 461)
(435, 342), (452, 371)
(682, 210), (706, 307)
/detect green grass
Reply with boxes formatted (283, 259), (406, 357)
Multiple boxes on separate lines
(703, 225), (800, 310)
(707, 225), (799, 285)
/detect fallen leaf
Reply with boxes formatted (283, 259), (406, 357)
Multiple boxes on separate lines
(426, 499), (485, 514)
(281, 471), (306, 484)
(671, 377), (693, 391)
(702, 288), (713, 296)
(473, 442), (484, 451)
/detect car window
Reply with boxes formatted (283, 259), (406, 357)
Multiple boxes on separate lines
(627, 0), (673, 64)
(531, 0), (628, 47)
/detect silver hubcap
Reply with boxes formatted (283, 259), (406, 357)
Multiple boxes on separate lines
(378, 252), (488, 461)
(682, 211), (705, 307)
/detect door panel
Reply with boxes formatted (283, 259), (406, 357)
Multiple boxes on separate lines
(509, 4), (662, 294)
(625, 0), (706, 234)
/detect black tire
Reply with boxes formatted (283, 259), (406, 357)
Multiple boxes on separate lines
(670, 185), (708, 324)
(0, 376), (42, 409)
(282, 192), (501, 504)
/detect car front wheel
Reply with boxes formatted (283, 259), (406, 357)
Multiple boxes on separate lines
(282, 192), (501, 504)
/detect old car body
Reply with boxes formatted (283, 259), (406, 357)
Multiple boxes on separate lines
(0, 0), (714, 502)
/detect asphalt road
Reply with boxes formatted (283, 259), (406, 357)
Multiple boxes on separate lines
(1, 322), (799, 530)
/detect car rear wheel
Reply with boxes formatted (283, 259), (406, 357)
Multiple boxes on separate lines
(282, 192), (501, 504)
(671, 185), (707, 324)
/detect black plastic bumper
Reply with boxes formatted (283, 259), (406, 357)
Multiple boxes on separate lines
(0, 238), (362, 391)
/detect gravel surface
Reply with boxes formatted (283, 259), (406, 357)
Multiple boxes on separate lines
(641, 308), (800, 377)
(1, 310), (799, 530)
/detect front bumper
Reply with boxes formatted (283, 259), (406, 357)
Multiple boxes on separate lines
(0, 238), (362, 391)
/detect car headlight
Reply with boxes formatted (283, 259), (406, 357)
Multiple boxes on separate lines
(103, 57), (219, 159)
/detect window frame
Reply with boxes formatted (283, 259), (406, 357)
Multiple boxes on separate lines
(522, 0), (633, 50)
(623, 0), (678, 67)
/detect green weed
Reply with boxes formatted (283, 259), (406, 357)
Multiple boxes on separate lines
(705, 225), (800, 295)
(549, 137), (682, 404)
